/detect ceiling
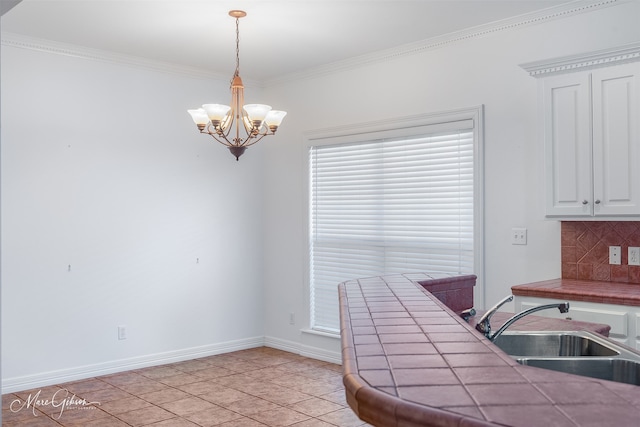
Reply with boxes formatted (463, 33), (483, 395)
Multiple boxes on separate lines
(2, 0), (576, 83)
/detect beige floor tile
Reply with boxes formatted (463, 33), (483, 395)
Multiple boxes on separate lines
(290, 419), (337, 427)
(217, 417), (268, 426)
(171, 359), (213, 373)
(177, 380), (228, 396)
(190, 366), (237, 380)
(99, 396), (153, 415)
(217, 360), (265, 373)
(43, 406), (110, 426)
(269, 373), (312, 388)
(244, 366), (292, 381)
(289, 380), (342, 397)
(101, 371), (146, 387)
(118, 378), (167, 395)
(60, 378), (113, 395)
(11, 385), (65, 401)
(75, 386), (132, 404)
(2, 406), (55, 426)
(321, 389), (349, 404)
(158, 396), (218, 416)
(224, 396), (282, 416)
(287, 397), (345, 417)
(160, 373), (207, 387)
(251, 407), (311, 426)
(116, 405), (176, 426)
(146, 417), (201, 426)
(212, 373), (261, 389)
(185, 406), (244, 426)
(139, 387), (191, 405)
(76, 415), (131, 426)
(2, 348), (356, 427)
(199, 388), (253, 406)
(1, 415), (64, 426)
(318, 408), (367, 427)
(255, 388), (312, 406)
(137, 365), (184, 380)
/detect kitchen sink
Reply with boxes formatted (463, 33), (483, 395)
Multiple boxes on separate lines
(518, 357), (640, 385)
(492, 331), (640, 385)
(492, 331), (619, 357)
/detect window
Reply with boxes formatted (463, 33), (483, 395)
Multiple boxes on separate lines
(306, 108), (483, 334)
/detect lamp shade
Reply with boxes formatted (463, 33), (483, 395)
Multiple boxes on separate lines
(265, 110), (287, 127)
(202, 104), (231, 122)
(243, 104), (272, 122)
(187, 108), (210, 125)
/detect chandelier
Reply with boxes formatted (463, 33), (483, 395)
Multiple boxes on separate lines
(187, 10), (287, 161)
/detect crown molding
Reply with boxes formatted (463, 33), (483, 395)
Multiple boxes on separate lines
(0, 31), (263, 88)
(520, 40), (640, 77)
(0, 31), (215, 79)
(1, 0), (626, 87)
(265, 0), (624, 86)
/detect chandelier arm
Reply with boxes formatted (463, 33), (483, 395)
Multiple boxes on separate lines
(203, 122), (238, 147)
(241, 131), (272, 147)
(201, 129), (232, 147)
(240, 109), (255, 140)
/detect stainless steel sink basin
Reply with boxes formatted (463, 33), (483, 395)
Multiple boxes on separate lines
(492, 331), (619, 357)
(492, 331), (640, 385)
(518, 357), (640, 385)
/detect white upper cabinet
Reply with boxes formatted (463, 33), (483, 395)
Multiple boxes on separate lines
(543, 72), (592, 216)
(522, 43), (640, 219)
(591, 64), (640, 216)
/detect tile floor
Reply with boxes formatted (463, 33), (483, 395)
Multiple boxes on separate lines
(2, 347), (372, 427)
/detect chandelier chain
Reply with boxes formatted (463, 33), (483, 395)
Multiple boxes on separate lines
(234, 17), (240, 79)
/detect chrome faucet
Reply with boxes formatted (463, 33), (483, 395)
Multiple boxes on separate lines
(475, 294), (513, 339)
(475, 295), (570, 341)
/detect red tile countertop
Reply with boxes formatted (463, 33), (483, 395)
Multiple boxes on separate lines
(339, 273), (640, 427)
(511, 278), (640, 306)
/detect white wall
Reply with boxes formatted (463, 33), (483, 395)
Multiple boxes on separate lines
(260, 2), (640, 356)
(3, 1), (640, 390)
(1, 45), (266, 391)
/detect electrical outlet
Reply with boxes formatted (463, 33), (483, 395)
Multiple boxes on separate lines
(118, 325), (127, 340)
(629, 247), (640, 266)
(609, 246), (621, 265)
(511, 228), (527, 245)
(289, 313), (295, 325)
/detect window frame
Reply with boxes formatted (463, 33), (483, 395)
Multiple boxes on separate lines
(301, 106), (485, 336)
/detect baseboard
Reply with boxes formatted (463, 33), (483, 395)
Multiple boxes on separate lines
(299, 343), (342, 365)
(1, 336), (264, 394)
(264, 335), (342, 365)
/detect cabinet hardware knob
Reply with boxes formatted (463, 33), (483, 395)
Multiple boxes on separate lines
(595, 199), (601, 204)
(582, 200), (588, 205)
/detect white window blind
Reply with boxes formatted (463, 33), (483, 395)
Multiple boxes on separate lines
(309, 123), (475, 333)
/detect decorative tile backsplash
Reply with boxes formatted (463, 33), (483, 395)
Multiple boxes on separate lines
(561, 221), (640, 284)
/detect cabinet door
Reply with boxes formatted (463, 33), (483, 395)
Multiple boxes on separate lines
(592, 63), (640, 216)
(543, 73), (592, 216)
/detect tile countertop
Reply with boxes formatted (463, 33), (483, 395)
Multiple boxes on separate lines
(511, 278), (640, 306)
(339, 273), (640, 427)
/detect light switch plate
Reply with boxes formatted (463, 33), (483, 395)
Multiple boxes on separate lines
(609, 246), (621, 265)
